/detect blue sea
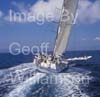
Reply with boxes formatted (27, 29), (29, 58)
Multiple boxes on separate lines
(0, 50), (100, 97)
(0, 50), (100, 69)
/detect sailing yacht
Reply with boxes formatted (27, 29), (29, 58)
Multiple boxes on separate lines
(33, 0), (79, 73)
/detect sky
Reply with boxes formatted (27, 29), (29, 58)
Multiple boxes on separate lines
(0, 0), (100, 52)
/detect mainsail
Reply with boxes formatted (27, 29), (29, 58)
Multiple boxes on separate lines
(54, 0), (78, 57)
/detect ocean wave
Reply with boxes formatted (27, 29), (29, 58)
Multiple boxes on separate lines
(5, 73), (92, 97)
(4, 73), (46, 97)
(0, 62), (96, 97)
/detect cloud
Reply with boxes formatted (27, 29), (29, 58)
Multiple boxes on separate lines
(11, 1), (30, 12)
(2, 0), (100, 24)
(95, 37), (100, 41)
(30, 0), (63, 18)
(4, 0), (63, 23)
(16, 0), (100, 24)
(0, 10), (3, 18)
(78, 0), (100, 23)
(14, 0), (63, 22)
(0, 10), (4, 24)
(3, 1), (30, 23)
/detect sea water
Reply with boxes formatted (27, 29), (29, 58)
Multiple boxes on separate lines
(0, 50), (100, 97)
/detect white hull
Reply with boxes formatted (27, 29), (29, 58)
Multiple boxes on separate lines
(37, 62), (69, 73)
(33, 55), (69, 73)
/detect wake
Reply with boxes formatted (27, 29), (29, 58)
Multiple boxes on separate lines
(0, 62), (93, 97)
(4, 73), (92, 97)
(4, 73), (46, 97)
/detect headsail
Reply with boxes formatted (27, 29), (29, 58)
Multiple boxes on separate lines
(54, 0), (78, 57)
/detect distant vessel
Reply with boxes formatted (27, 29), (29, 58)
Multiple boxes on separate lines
(33, 0), (79, 73)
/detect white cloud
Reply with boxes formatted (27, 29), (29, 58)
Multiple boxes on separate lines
(30, 0), (63, 18)
(28, 0), (100, 24)
(4, 1), (30, 23)
(78, 0), (100, 23)
(95, 37), (100, 41)
(4, 0), (63, 23)
(11, 1), (30, 13)
(3, 0), (100, 24)
(0, 10), (3, 17)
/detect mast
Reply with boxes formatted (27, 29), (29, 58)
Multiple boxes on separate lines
(54, 0), (78, 57)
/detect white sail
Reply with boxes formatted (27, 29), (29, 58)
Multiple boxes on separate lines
(54, 0), (78, 57)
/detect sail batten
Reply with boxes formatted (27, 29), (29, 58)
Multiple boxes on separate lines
(54, 0), (78, 57)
